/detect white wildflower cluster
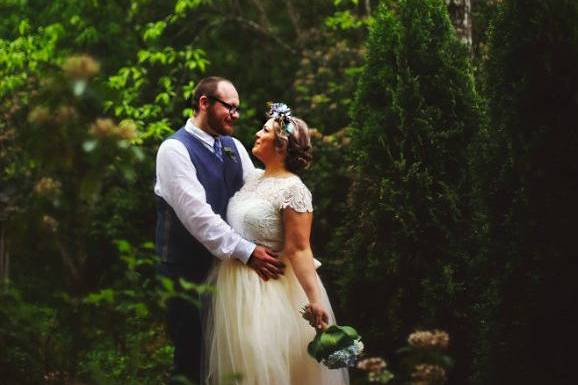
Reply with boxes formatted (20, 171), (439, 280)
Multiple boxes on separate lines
(34, 177), (61, 197)
(321, 339), (364, 369)
(411, 364), (447, 385)
(357, 357), (387, 372)
(62, 55), (100, 79)
(408, 330), (449, 350)
(89, 118), (137, 140)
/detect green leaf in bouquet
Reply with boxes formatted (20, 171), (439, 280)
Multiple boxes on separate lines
(307, 334), (324, 361)
(307, 325), (360, 362)
(338, 325), (360, 340)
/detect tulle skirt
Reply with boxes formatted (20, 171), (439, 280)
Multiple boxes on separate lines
(204, 257), (349, 385)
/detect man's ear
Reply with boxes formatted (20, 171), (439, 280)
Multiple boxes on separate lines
(198, 95), (210, 112)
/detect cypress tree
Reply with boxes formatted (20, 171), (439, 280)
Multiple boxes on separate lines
(471, 1), (578, 384)
(336, 0), (481, 381)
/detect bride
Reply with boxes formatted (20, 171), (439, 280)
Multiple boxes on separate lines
(204, 103), (349, 385)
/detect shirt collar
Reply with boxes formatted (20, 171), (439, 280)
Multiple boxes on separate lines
(184, 118), (217, 147)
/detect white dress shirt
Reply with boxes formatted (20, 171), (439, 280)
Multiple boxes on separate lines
(154, 119), (256, 263)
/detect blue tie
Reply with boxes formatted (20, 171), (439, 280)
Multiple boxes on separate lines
(213, 136), (223, 162)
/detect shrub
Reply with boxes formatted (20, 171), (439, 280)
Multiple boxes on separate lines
(336, 1), (481, 382)
(469, 1), (578, 384)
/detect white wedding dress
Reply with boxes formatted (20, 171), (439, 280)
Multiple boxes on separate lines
(204, 169), (349, 385)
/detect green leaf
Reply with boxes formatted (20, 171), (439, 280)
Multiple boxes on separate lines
(142, 241), (155, 250)
(18, 19), (30, 35)
(84, 289), (115, 305)
(137, 50), (151, 64)
(175, 0), (204, 16)
(115, 240), (132, 254)
(160, 277), (175, 292)
(179, 278), (197, 291)
(132, 303), (149, 317)
(307, 325), (360, 361)
(131, 146), (145, 161)
(325, 11), (363, 30)
(143, 21), (166, 43)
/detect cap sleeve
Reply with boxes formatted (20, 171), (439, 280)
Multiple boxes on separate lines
(279, 179), (313, 213)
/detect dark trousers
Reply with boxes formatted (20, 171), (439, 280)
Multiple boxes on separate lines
(167, 296), (202, 385)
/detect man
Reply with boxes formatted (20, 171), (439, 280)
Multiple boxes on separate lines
(154, 76), (284, 384)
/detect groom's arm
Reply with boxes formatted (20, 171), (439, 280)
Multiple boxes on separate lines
(156, 139), (255, 263)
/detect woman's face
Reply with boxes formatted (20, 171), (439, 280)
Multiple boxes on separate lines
(252, 118), (283, 162)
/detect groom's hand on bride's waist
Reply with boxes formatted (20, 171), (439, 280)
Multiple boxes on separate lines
(247, 246), (285, 281)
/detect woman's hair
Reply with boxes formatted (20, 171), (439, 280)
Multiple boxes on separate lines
(272, 116), (312, 174)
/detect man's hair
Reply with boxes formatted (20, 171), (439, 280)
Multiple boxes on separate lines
(191, 76), (232, 113)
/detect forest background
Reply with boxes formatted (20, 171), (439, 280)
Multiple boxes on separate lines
(1, 1), (576, 385)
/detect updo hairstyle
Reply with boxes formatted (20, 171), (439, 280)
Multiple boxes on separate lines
(271, 116), (312, 174)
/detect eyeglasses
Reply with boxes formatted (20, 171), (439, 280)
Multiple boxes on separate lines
(207, 96), (241, 115)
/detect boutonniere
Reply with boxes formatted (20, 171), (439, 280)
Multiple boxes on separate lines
(223, 146), (237, 163)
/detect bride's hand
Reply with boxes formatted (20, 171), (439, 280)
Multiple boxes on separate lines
(306, 302), (329, 331)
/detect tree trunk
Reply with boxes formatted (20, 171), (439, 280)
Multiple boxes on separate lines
(364, 0), (372, 16)
(446, 0), (473, 47)
(0, 225), (9, 287)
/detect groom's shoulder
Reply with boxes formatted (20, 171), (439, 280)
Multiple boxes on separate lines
(159, 128), (184, 147)
(156, 136), (188, 159)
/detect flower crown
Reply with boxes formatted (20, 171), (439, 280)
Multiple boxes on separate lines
(267, 102), (296, 137)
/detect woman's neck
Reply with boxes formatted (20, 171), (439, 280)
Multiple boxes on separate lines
(263, 159), (291, 177)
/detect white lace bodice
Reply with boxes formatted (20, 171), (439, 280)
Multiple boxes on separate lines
(227, 169), (313, 252)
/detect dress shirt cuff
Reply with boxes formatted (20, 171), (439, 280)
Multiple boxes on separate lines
(234, 239), (256, 264)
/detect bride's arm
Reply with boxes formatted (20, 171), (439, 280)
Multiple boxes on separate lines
(282, 208), (329, 329)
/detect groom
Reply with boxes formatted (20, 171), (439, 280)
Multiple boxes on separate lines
(154, 76), (284, 384)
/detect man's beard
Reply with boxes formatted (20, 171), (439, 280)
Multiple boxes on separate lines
(207, 107), (232, 136)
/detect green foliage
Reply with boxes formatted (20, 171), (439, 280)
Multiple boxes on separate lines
(0, 239), (210, 385)
(291, 5), (369, 292)
(468, 1), (578, 384)
(1, 1), (375, 383)
(4, 56), (146, 293)
(73, 241), (200, 385)
(3, 1), (574, 384)
(336, 0), (481, 382)
(0, 288), (59, 383)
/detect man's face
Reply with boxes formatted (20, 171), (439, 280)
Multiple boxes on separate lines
(206, 82), (240, 136)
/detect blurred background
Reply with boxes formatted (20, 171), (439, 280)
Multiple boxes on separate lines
(1, 1), (576, 385)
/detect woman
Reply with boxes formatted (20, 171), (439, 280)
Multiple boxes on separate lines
(204, 103), (349, 385)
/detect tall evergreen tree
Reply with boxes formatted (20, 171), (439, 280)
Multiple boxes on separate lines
(470, 1), (578, 384)
(336, 0), (481, 381)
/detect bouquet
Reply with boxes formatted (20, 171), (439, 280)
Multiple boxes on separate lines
(301, 307), (364, 369)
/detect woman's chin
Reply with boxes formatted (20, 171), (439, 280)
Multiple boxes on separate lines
(251, 147), (263, 161)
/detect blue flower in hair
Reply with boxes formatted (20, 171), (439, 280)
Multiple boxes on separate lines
(268, 102), (294, 135)
(268, 103), (292, 120)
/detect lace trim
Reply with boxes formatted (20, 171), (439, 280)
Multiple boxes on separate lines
(235, 170), (314, 212)
(279, 180), (313, 213)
